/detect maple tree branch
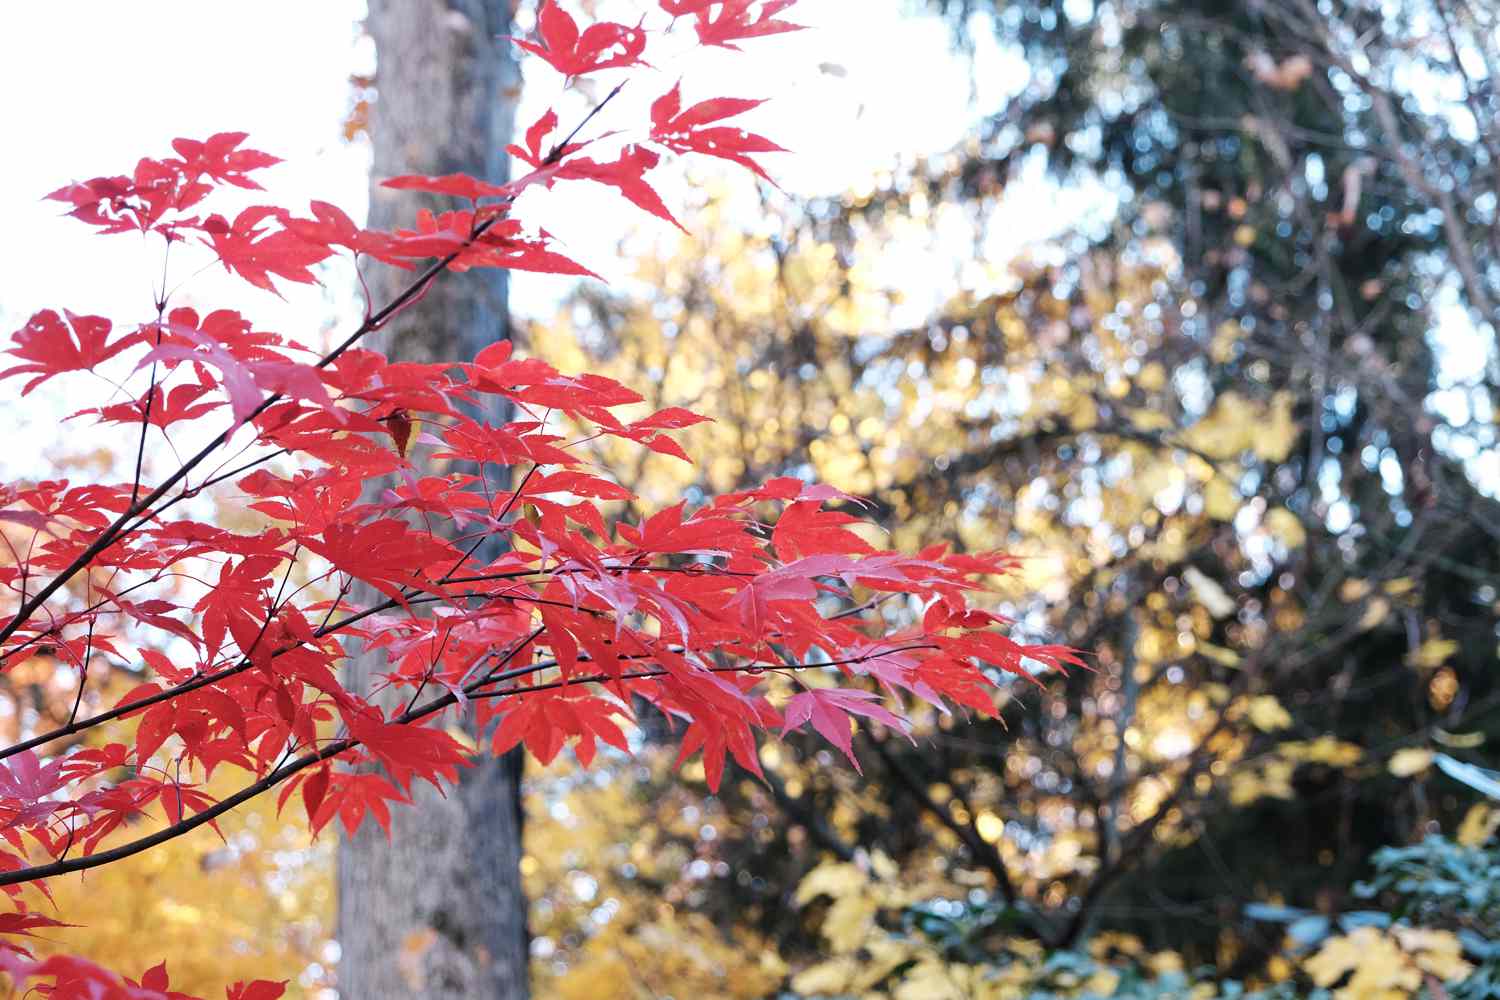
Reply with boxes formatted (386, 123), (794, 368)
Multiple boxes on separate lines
(0, 563), (899, 764)
(5, 530), (775, 757)
(129, 312), (166, 508)
(0, 232), (496, 653)
(0, 642), (936, 888)
(0, 554), (762, 761)
(0, 574), (168, 667)
(554, 81), (627, 157)
(465, 644), (939, 701)
(442, 564), (759, 586)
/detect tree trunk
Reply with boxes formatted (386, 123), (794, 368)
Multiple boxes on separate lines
(337, 2), (528, 998)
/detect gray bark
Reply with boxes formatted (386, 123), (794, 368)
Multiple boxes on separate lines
(337, 2), (528, 998)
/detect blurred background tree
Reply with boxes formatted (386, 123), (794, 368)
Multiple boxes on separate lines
(521, 0), (1500, 995)
(339, 2), (530, 997)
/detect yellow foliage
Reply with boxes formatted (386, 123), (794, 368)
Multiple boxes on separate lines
(1229, 760), (1295, 806)
(1203, 477), (1241, 521)
(1386, 748), (1433, 777)
(1391, 926), (1472, 981)
(891, 959), (966, 1000)
(547, 909), (786, 1000)
(1198, 643), (1242, 667)
(525, 753), (790, 1000)
(1407, 638), (1459, 670)
(1245, 695), (1292, 732)
(1282, 737), (1364, 767)
(1254, 393), (1299, 462)
(1305, 927), (1421, 998)
(515, 183), (1481, 1000)
(822, 893), (879, 953)
(789, 955), (861, 996)
(794, 860), (869, 904)
(1383, 577), (1418, 597)
(1358, 598), (1393, 631)
(1183, 391), (1298, 461)
(1456, 804), (1500, 846)
(1136, 362), (1168, 392)
(29, 778), (331, 998)
(1306, 926), (1471, 999)
(1183, 567), (1235, 619)
(1263, 507), (1306, 548)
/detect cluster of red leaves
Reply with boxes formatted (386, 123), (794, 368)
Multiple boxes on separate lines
(0, 2), (1079, 997)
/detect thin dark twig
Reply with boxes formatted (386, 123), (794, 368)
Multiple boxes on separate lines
(130, 314), (166, 507)
(0, 242), (485, 651)
(66, 615), (96, 729)
(0, 80), (634, 652)
(0, 642), (934, 887)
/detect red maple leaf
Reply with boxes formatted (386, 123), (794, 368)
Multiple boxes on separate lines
(551, 146), (686, 232)
(2, 310), (142, 394)
(783, 688), (908, 769)
(650, 82), (786, 184)
(299, 518), (461, 604)
(380, 173), (511, 201)
(226, 980), (289, 1000)
(663, 0), (804, 50)
(510, 0), (648, 78)
(772, 500), (875, 561)
(171, 132), (282, 191)
(200, 206), (334, 294)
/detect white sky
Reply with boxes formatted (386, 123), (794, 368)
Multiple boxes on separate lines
(0, 1), (1019, 322)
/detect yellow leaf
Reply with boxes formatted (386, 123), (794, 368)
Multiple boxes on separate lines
(1128, 407), (1173, 431)
(1358, 598), (1392, 631)
(1387, 748), (1433, 777)
(791, 957), (858, 996)
(1456, 804), (1500, 847)
(1305, 927), (1416, 995)
(892, 959), (966, 1000)
(1184, 567), (1235, 618)
(1392, 926), (1472, 982)
(1253, 392), (1298, 462)
(1264, 507), (1306, 548)
(848, 937), (915, 992)
(1085, 969), (1121, 996)
(794, 861), (867, 904)
(1069, 394), (1099, 430)
(1203, 477), (1241, 521)
(1185, 392), (1254, 458)
(822, 893), (878, 953)
(1407, 638), (1458, 670)
(1247, 695), (1292, 732)
(1283, 737), (1364, 767)
(1211, 321), (1244, 363)
(1137, 362), (1168, 392)
(1198, 642), (1242, 667)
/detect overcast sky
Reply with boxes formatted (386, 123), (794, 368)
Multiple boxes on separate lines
(0, 1), (1020, 320)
